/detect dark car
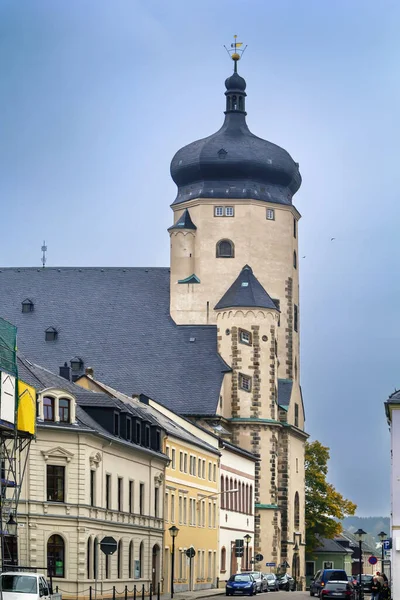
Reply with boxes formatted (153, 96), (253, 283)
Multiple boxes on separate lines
(265, 574), (280, 591)
(241, 572), (268, 593)
(321, 582), (355, 600)
(278, 574), (295, 591)
(310, 570), (349, 597)
(226, 574), (258, 596)
(354, 575), (374, 593)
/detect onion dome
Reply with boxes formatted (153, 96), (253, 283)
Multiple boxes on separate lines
(170, 69), (301, 206)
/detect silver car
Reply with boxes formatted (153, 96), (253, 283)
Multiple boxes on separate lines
(265, 574), (279, 591)
(242, 572), (269, 593)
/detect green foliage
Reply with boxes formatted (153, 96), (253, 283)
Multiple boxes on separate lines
(306, 440), (357, 552)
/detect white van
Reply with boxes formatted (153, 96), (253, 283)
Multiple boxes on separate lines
(0, 572), (61, 600)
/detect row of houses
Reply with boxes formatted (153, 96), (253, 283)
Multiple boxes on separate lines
(5, 356), (257, 599)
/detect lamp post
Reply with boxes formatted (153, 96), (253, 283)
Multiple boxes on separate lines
(378, 531), (387, 577)
(169, 525), (179, 599)
(244, 534), (251, 571)
(355, 529), (367, 600)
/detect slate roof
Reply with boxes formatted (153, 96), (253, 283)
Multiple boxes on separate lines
(168, 209), (197, 231)
(278, 379), (293, 410)
(313, 537), (349, 554)
(1, 268), (230, 416)
(214, 265), (278, 310)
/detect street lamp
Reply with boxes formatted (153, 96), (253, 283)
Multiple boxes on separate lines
(378, 531), (387, 576)
(169, 525), (179, 599)
(244, 534), (251, 571)
(355, 529), (367, 600)
(6, 514), (17, 537)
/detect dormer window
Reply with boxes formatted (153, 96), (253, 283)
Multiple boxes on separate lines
(126, 417), (132, 441)
(59, 399), (70, 423)
(21, 299), (34, 313)
(44, 397), (55, 421)
(144, 425), (150, 448)
(70, 357), (83, 372)
(135, 421), (141, 444)
(114, 412), (120, 436)
(45, 327), (58, 342)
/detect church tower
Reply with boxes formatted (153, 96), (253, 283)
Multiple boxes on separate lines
(168, 43), (307, 583)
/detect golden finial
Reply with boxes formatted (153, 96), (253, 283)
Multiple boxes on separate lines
(224, 35), (247, 72)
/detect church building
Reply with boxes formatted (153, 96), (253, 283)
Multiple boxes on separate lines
(0, 49), (307, 582)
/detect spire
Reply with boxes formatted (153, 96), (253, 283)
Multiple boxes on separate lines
(214, 265), (279, 310)
(224, 36), (247, 114)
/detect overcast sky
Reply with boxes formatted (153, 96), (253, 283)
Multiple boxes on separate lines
(1, 0), (399, 516)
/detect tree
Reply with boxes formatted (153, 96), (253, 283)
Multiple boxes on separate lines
(305, 440), (357, 552)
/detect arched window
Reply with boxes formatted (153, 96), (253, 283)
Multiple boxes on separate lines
(43, 397), (55, 422)
(233, 479), (238, 511)
(245, 484), (249, 514)
(93, 538), (99, 579)
(221, 476), (225, 509)
(230, 478), (234, 510)
(221, 547), (227, 572)
(216, 239), (234, 258)
(59, 398), (70, 423)
(139, 541), (144, 578)
(129, 541), (134, 578)
(225, 477), (230, 510)
(293, 251), (297, 269)
(249, 485), (253, 515)
(47, 534), (65, 578)
(238, 482), (242, 513)
(294, 492), (300, 530)
(118, 540), (123, 579)
(87, 537), (92, 579)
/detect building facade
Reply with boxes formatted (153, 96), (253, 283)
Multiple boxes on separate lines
(17, 358), (167, 600)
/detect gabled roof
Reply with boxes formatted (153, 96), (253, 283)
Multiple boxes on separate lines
(278, 379), (293, 410)
(0, 268), (230, 416)
(168, 209), (197, 231)
(313, 537), (349, 554)
(214, 265), (278, 311)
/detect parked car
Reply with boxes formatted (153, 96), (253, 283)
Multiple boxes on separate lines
(0, 572), (61, 600)
(310, 570), (349, 597)
(320, 581), (355, 600)
(277, 573), (296, 591)
(226, 574), (258, 596)
(354, 575), (374, 593)
(265, 574), (280, 591)
(241, 572), (268, 593)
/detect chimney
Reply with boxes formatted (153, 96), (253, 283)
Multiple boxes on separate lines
(59, 362), (70, 381)
(85, 367), (94, 377)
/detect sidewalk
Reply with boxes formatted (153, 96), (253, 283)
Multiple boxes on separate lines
(160, 588), (225, 600)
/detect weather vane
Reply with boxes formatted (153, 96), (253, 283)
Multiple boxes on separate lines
(41, 240), (47, 268)
(224, 35), (247, 72)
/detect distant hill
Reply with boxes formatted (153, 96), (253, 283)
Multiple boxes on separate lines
(342, 516), (390, 542)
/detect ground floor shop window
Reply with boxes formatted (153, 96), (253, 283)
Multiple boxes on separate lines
(47, 535), (65, 578)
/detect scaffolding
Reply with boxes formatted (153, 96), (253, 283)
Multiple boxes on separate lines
(0, 318), (35, 569)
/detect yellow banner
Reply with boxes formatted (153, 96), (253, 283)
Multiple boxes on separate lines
(17, 380), (36, 436)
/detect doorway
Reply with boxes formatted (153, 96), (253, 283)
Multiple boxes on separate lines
(152, 544), (161, 589)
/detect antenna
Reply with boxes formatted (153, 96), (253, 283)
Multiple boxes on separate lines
(224, 35), (247, 72)
(41, 241), (47, 268)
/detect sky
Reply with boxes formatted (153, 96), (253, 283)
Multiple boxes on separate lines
(1, 0), (400, 516)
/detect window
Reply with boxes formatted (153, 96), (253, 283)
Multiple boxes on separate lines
(114, 412), (120, 436)
(239, 329), (252, 345)
(165, 492), (169, 522)
(323, 561), (333, 569)
(47, 465), (65, 502)
(22, 299), (34, 313)
(139, 483), (145, 515)
(43, 397), (55, 421)
(293, 250), (297, 269)
(213, 464), (216, 482)
(208, 501), (212, 527)
(295, 403), (299, 428)
(118, 477), (123, 512)
(135, 421), (141, 444)
(105, 554), (110, 579)
(239, 373), (252, 392)
(129, 541), (134, 578)
(129, 481), (134, 513)
(155, 429), (161, 451)
(198, 458), (202, 477)
(138, 542), (144, 578)
(294, 304), (298, 332)
(216, 239), (234, 258)
(294, 492), (300, 529)
(59, 398), (70, 423)
(306, 562), (315, 577)
(293, 218), (297, 238)
(45, 327), (58, 341)
(179, 496), (183, 524)
(90, 470), (96, 506)
(184, 453), (188, 473)
(214, 206), (224, 217)
(266, 208), (275, 220)
(183, 496), (187, 524)
(208, 462), (212, 481)
(202, 459), (206, 479)
(105, 474), (111, 509)
(171, 448), (176, 469)
(190, 498), (196, 526)
(221, 547), (227, 572)
(126, 417), (132, 441)
(155, 487), (159, 517)
(47, 535), (65, 578)
(225, 206), (234, 217)
(145, 425), (150, 447)
(118, 540), (123, 579)
(221, 476), (225, 509)
(179, 451), (184, 472)
(213, 502), (216, 527)
(296, 458), (299, 473)
(190, 455), (196, 476)
(171, 494), (175, 522)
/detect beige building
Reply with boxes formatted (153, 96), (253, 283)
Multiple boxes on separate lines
(17, 358), (167, 600)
